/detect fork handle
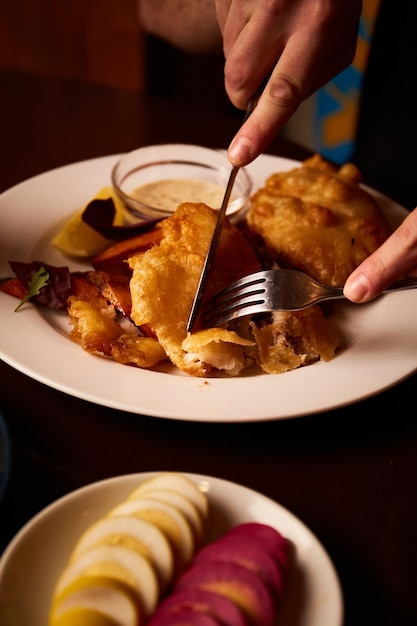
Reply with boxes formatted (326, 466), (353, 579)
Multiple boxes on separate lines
(382, 277), (417, 293)
(317, 276), (417, 304)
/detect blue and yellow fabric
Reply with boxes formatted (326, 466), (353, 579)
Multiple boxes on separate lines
(283, 0), (382, 164)
(313, 0), (382, 163)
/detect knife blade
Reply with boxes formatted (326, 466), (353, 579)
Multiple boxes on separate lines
(186, 92), (261, 333)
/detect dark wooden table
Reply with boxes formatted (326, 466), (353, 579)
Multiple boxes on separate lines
(0, 70), (416, 625)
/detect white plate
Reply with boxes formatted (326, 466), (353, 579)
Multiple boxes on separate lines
(0, 152), (415, 422)
(0, 472), (343, 626)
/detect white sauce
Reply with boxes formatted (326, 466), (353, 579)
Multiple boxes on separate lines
(131, 178), (228, 212)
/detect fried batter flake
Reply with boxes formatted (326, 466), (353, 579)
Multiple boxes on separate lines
(251, 307), (340, 375)
(67, 296), (166, 368)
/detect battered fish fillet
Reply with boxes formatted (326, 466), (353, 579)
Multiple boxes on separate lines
(128, 203), (261, 376)
(246, 154), (392, 286)
(251, 308), (339, 375)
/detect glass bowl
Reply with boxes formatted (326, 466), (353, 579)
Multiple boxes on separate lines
(111, 144), (252, 223)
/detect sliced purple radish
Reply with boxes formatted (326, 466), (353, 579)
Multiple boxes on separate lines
(223, 522), (289, 571)
(147, 588), (249, 626)
(147, 608), (223, 625)
(174, 560), (276, 626)
(191, 538), (284, 599)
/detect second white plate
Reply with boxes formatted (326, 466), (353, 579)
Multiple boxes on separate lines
(0, 472), (343, 626)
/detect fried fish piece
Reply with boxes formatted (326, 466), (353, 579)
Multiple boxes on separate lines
(67, 296), (166, 368)
(128, 203), (262, 376)
(246, 154), (392, 286)
(111, 334), (167, 368)
(251, 307), (340, 375)
(181, 328), (256, 376)
(71, 270), (132, 318)
(67, 295), (123, 356)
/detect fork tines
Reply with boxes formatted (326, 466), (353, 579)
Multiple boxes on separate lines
(201, 272), (268, 328)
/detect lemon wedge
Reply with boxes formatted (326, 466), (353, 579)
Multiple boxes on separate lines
(51, 186), (125, 257)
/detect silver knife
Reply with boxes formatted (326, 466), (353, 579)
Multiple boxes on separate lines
(187, 92), (262, 333)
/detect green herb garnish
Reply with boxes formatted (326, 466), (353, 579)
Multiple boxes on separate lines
(15, 266), (50, 312)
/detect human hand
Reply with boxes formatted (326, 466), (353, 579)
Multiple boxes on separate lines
(344, 207), (417, 303)
(215, 0), (362, 166)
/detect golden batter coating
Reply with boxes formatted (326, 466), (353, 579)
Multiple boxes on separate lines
(246, 154), (392, 286)
(251, 308), (339, 375)
(67, 295), (167, 368)
(129, 203), (262, 376)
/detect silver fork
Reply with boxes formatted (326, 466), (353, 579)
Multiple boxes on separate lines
(201, 269), (417, 328)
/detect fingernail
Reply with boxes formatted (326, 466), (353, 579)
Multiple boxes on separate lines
(344, 273), (370, 302)
(228, 137), (253, 166)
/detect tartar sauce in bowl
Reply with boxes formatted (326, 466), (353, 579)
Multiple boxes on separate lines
(131, 178), (227, 213)
(111, 144), (252, 223)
